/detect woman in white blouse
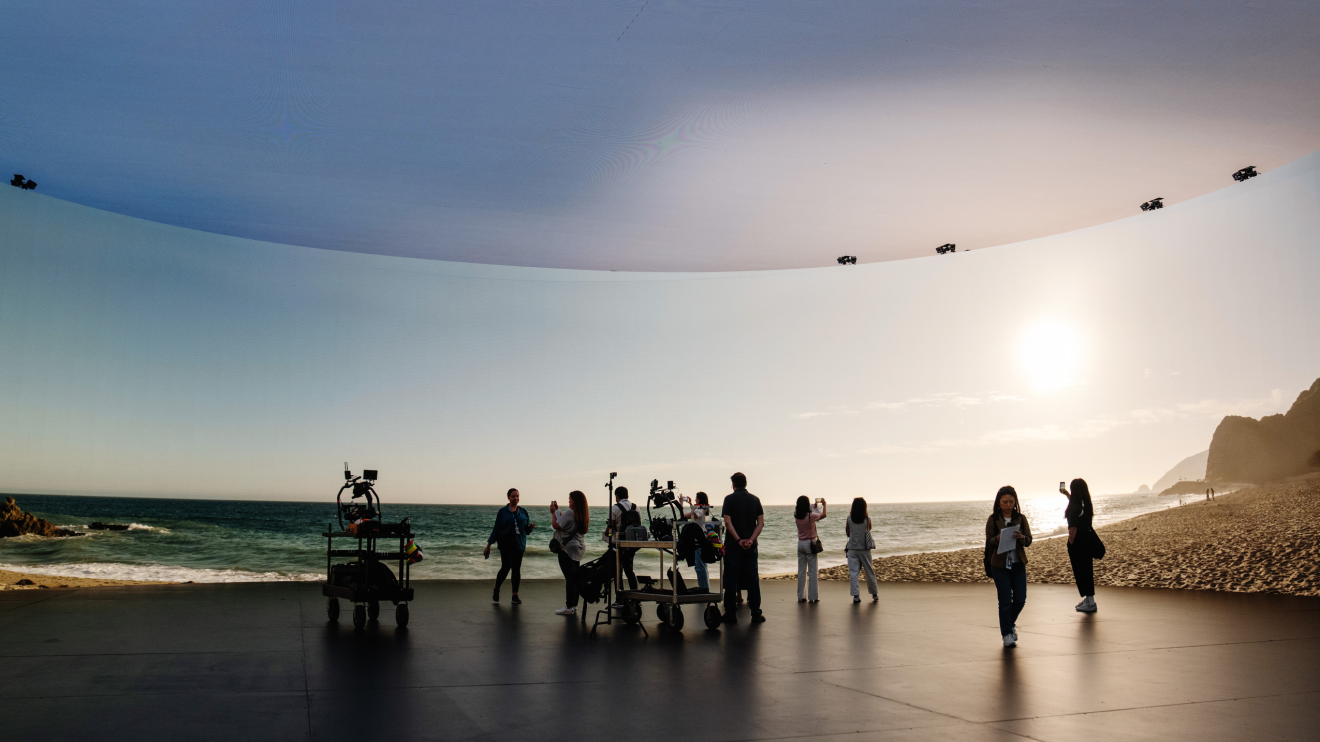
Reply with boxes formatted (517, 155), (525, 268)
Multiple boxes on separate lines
(551, 490), (590, 616)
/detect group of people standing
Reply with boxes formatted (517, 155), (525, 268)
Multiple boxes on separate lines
(985, 478), (1102, 647)
(485, 474), (1105, 644)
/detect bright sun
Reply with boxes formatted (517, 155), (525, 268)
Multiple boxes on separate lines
(1018, 319), (1084, 390)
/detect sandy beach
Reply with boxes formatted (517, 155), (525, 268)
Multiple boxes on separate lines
(800, 474), (1320, 597)
(1, 568), (173, 590)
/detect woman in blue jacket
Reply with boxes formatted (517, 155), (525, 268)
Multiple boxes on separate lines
(484, 488), (534, 604)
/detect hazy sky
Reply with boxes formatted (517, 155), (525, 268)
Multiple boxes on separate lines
(2, 150), (1317, 505)
(3, 1), (1319, 271)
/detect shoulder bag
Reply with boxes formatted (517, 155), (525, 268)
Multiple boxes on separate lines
(1088, 528), (1106, 560)
(810, 536), (824, 554)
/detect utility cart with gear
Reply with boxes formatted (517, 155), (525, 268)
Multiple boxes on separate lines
(591, 478), (724, 635)
(321, 466), (419, 629)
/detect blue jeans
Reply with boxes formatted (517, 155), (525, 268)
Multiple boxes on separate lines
(693, 549), (709, 591)
(991, 565), (1026, 637)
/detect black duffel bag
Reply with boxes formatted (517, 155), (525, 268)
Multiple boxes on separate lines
(1088, 529), (1106, 560)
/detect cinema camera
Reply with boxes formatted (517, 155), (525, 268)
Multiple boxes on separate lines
(1232, 166), (1259, 183)
(10, 174), (37, 190)
(1140, 197), (1165, 212)
(936, 243), (956, 255)
(836, 256), (857, 265)
(339, 463), (380, 525)
(647, 478), (681, 541)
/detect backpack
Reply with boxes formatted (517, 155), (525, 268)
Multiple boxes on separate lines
(616, 501), (641, 532)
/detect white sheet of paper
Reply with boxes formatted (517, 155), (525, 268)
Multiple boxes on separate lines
(997, 524), (1020, 554)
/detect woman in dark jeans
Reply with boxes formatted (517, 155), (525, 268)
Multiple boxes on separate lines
(985, 485), (1032, 647)
(1063, 478), (1098, 613)
(551, 490), (590, 616)
(484, 488), (533, 604)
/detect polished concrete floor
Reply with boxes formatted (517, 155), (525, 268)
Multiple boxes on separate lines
(2, 578), (1318, 741)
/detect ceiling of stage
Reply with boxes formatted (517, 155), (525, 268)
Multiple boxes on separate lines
(3, 1), (1319, 271)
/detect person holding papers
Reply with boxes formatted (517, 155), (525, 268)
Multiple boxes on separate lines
(985, 486), (1033, 647)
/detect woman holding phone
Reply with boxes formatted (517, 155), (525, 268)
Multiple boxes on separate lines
(986, 485), (1032, 646)
(550, 490), (590, 616)
(680, 492), (714, 591)
(1062, 478), (1098, 613)
(794, 496), (827, 603)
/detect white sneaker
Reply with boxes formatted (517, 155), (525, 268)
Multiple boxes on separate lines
(1010, 629), (1019, 643)
(555, 606), (576, 616)
(1003, 634), (1016, 647)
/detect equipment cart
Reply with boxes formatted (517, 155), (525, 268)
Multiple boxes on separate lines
(321, 468), (416, 629)
(592, 537), (724, 635)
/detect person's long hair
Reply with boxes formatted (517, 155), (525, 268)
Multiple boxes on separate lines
(849, 497), (867, 524)
(795, 495), (811, 520)
(568, 490), (589, 534)
(695, 491), (709, 506)
(992, 485), (1019, 518)
(1069, 478), (1092, 515)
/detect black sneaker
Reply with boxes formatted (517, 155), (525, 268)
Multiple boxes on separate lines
(752, 613), (766, 624)
(722, 613), (738, 625)
(492, 590), (500, 603)
(511, 595), (522, 605)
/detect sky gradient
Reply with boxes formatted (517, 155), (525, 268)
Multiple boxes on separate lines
(2, 149), (1317, 505)
(3, 1), (1320, 271)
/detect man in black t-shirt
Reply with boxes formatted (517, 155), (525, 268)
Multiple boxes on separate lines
(721, 471), (765, 624)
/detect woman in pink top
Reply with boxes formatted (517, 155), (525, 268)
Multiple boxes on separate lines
(794, 495), (827, 603)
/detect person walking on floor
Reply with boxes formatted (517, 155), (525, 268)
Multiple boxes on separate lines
(550, 490), (589, 616)
(844, 498), (878, 604)
(987, 485), (1032, 647)
(680, 491), (714, 591)
(721, 472), (766, 624)
(1062, 478), (1098, 613)
(485, 488), (534, 604)
(794, 496), (827, 603)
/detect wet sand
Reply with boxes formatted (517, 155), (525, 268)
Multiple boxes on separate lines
(809, 475), (1320, 597)
(0, 568), (173, 590)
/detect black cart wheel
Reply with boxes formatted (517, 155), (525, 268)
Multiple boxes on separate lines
(327, 598), (340, 622)
(367, 600), (380, 621)
(656, 603), (670, 623)
(353, 603), (366, 629)
(704, 604), (722, 630)
(669, 605), (684, 631)
(621, 600), (641, 625)
(396, 603), (409, 628)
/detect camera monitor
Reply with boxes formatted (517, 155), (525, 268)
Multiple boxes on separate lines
(363, 469), (378, 481)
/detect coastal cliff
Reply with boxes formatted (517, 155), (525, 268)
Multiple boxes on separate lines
(1207, 378), (1320, 484)
(0, 497), (84, 538)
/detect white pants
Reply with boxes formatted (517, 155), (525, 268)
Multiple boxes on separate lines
(796, 539), (818, 601)
(847, 549), (877, 597)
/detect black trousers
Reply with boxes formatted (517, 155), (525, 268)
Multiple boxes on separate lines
(618, 547), (638, 591)
(723, 544), (762, 616)
(1067, 536), (1095, 597)
(557, 551), (580, 608)
(495, 546), (523, 594)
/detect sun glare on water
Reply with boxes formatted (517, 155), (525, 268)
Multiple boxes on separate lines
(1018, 319), (1084, 391)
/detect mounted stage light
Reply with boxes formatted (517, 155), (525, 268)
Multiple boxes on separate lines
(10, 174), (26, 188)
(1140, 198), (1164, 212)
(1233, 166), (1259, 183)
(936, 243), (956, 255)
(836, 256), (857, 265)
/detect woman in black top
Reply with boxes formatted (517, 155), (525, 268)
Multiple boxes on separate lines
(1062, 478), (1098, 613)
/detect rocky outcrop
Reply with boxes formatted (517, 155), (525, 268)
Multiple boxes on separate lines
(0, 497), (84, 538)
(1207, 378), (1320, 484)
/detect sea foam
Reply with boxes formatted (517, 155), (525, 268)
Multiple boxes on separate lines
(0, 562), (319, 583)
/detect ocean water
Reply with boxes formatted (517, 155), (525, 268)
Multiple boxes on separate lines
(0, 492), (1194, 583)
